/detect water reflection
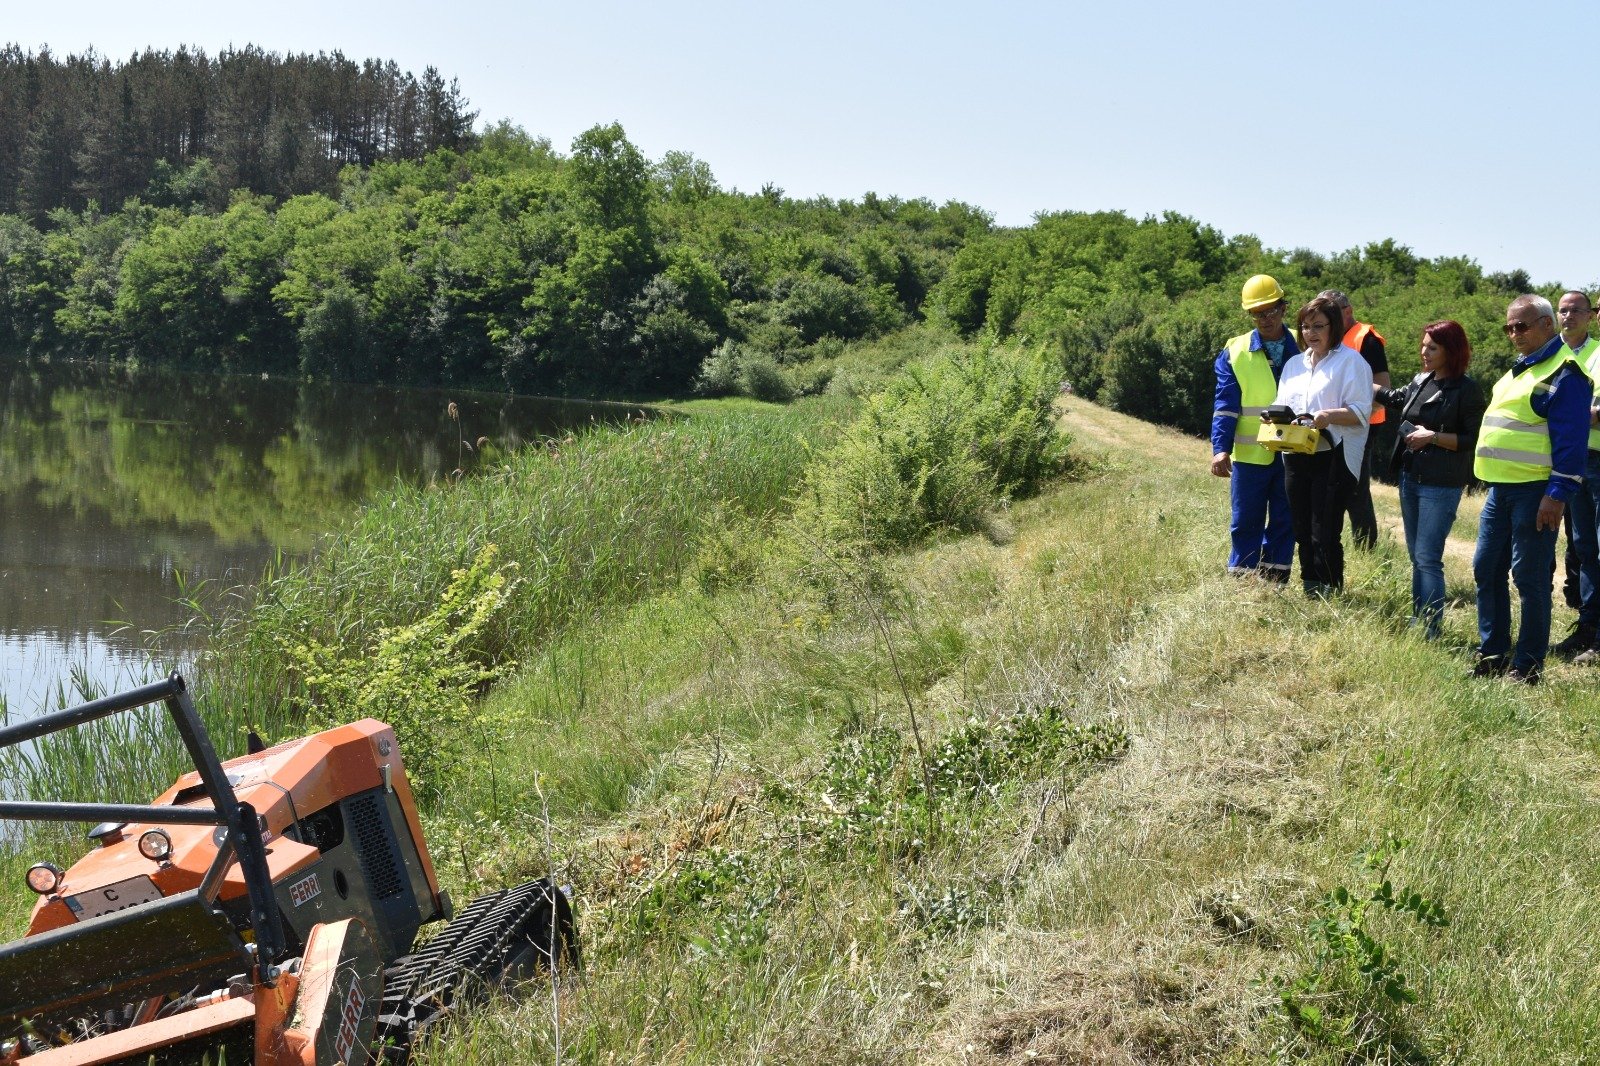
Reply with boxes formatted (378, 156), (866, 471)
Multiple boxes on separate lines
(0, 359), (651, 715)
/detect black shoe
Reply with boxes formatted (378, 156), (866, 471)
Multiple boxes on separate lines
(1472, 654), (1508, 678)
(1551, 623), (1599, 659)
(1258, 565), (1290, 585)
(1507, 664), (1543, 686)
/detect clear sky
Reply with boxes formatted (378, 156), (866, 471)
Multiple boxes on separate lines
(8, 0), (1595, 288)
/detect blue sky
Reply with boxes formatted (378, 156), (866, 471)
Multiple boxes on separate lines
(9, 0), (1594, 288)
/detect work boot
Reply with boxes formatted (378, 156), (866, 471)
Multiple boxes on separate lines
(1258, 564), (1290, 585)
(1507, 664), (1543, 686)
(1471, 653), (1508, 678)
(1550, 622), (1599, 660)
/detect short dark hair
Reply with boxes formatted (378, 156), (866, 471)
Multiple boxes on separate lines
(1561, 289), (1594, 311)
(1422, 320), (1471, 378)
(1297, 296), (1344, 341)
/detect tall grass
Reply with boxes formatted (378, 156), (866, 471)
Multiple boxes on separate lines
(204, 399), (844, 731)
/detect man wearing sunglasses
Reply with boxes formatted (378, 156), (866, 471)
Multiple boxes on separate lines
(1472, 294), (1593, 684)
(1211, 274), (1300, 582)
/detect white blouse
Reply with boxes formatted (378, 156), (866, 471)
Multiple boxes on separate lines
(1273, 343), (1373, 478)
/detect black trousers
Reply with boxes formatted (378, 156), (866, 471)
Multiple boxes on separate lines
(1285, 444), (1355, 593)
(1347, 429), (1379, 550)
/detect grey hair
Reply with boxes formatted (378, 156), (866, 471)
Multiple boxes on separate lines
(1511, 294), (1555, 324)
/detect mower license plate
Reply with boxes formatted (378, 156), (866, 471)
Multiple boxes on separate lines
(64, 875), (162, 919)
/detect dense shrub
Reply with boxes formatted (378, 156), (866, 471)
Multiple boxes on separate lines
(796, 344), (1071, 550)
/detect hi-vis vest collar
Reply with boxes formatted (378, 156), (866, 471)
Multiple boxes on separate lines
(1474, 336), (1568, 484)
(1224, 329), (1300, 466)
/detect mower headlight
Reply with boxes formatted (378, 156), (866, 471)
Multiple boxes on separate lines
(25, 862), (63, 895)
(138, 828), (174, 862)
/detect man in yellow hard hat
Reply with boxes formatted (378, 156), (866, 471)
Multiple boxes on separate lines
(1211, 274), (1301, 581)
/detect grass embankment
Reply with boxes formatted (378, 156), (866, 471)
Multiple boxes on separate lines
(420, 401), (1600, 1063)
(7, 348), (1600, 1063)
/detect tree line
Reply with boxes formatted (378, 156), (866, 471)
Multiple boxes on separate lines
(0, 119), (988, 395)
(0, 51), (1567, 409)
(0, 44), (475, 216)
(933, 215), (1557, 437)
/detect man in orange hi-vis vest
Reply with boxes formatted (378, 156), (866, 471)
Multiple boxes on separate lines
(1320, 289), (1389, 550)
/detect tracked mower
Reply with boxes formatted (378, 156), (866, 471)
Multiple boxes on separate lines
(0, 674), (577, 1065)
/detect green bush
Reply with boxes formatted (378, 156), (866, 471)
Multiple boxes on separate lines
(739, 352), (798, 403)
(796, 344), (1071, 550)
(1100, 299), (1229, 435)
(693, 340), (743, 396)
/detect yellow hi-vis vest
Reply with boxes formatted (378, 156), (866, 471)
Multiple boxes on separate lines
(1226, 332), (1297, 465)
(1569, 336), (1600, 450)
(1474, 354), (1571, 483)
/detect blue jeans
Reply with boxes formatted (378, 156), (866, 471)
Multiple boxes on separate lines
(1474, 481), (1558, 670)
(1565, 450), (1600, 626)
(1398, 473), (1463, 638)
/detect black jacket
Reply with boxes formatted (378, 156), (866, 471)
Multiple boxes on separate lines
(1375, 372), (1487, 487)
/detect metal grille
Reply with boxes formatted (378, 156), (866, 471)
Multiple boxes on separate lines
(347, 794), (404, 900)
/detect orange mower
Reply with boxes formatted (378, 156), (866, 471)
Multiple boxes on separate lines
(0, 673), (576, 1064)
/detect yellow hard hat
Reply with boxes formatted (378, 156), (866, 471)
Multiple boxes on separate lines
(1241, 274), (1285, 311)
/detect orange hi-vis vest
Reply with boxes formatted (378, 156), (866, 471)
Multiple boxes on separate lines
(1344, 321), (1387, 424)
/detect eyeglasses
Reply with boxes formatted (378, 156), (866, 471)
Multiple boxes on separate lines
(1249, 306), (1284, 320)
(1503, 321), (1536, 335)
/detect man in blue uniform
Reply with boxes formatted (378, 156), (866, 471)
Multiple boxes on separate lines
(1211, 274), (1300, 582)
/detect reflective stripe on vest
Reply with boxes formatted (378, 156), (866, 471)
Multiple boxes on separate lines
(1345, 321), (1387, 424)
(1480, 414), (1549, 435)
(1474, 356), (1568, 483)
(1227, 333), (1288, 465)
(1571, 336), (1600, 450)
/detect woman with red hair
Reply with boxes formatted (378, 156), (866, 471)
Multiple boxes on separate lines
(1373, 320), (1487, 637)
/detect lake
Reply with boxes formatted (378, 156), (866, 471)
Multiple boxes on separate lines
(0, 359), (652, 717)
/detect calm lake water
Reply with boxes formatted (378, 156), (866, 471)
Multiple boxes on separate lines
(0, 360), (652, 717)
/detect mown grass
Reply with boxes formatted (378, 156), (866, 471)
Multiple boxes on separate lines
(9, 356), (1600, 1063)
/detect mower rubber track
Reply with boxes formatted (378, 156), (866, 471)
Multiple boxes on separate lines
(374, 878), (567, 1062)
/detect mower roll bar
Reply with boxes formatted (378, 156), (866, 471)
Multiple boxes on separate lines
(0, 673), (287, 983)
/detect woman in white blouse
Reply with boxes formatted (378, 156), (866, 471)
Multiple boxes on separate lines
(1274, 294), (1373, 594)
